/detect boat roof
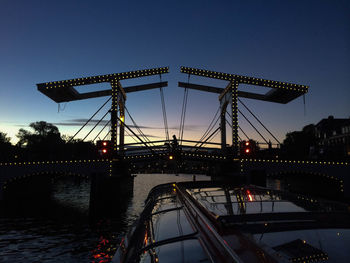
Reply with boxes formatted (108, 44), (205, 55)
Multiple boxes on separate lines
(114, 181), (350, 263)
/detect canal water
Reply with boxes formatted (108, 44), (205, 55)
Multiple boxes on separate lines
(0, 174), (209, 263)
(0, 172), (344, 263)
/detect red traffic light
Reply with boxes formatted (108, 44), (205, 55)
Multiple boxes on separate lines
(97, 140), (111, 156)
(241, 140), (254, 156)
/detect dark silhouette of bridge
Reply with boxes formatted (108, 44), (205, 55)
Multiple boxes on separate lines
(1, 66), (349, 201)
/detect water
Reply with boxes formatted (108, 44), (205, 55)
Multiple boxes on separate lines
(0, 174), (209, 263)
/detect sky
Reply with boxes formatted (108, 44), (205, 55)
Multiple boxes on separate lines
(0, 0), (349, 146)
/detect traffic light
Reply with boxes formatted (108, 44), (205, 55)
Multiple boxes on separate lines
(97, 140), (111, 157)
(240, 140), (255, 156)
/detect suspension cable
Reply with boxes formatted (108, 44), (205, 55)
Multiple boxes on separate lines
(238, 98), (281, 144)
(225, 118), (244, 141)
(195, 127), (220, 150)
(68, 97), (111, 142)
(238, 126), (249, 140)
(125, 129), (139, 144)
(82, 110), (110, 141)
(225, 111), (250, 140)
(92, 120), (110, 142)
(179, 88), (188, 143)
(125, 106), (155, 147)
(238, 109), (269, 144)
(194, 113), (220, 148)
(195, 106), (220, 147)
(159, 74), (170, 142)
(116, 116), (156, 155)
(178, 88), (186, 139)
(178, 74), (190, 145)
(102, 129), (111, 141)
(206, 127), (221, 144)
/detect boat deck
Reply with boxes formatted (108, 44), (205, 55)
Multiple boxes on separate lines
(112, 181), (350, 263)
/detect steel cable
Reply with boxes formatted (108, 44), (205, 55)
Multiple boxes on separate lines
(92, 120), (110, 142)
(68, 97), (111, 142)
(82, 110), (110, 141)
(238, 98), (281, 144)
(159, 74), (170, 142)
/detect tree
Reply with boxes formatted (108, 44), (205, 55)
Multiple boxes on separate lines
(16, 121), (62, 147)
(29, 121), (59, 137)
(16, 128), (32, 147)
(14, 121), (99, 160)
(0, 132), (11, 145)
(0, 132), (14, 161)
(282, 124), (316, 159)
(16, 121), (63, 160)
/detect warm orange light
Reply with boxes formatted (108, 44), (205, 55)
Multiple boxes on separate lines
(169, 155), (174, 160)
(245, 141), (249, 146)
(144, 231), (148, 246)
(247, 190), (253, 201)
(102, 149), (107, 154)
(103, 142), (107, 146)
(245, 148), (250, 153)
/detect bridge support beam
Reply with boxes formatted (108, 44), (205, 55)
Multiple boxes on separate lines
(219, 80), (239, 157)
(110, 79), (129, 177)
(231, 80), (239, 157)
(220, 111), (226, 150)
(111, 79), (119, 161)
(119, 98), (125, 156)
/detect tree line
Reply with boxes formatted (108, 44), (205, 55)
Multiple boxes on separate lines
(0, 120), (340, 161)
(0, 121), (98, 161)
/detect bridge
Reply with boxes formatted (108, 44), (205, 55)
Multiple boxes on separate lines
(1, 66), (349, 201)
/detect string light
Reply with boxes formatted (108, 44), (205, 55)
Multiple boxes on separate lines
(37, 67), (169, 90)
(180, 66), (309, 92)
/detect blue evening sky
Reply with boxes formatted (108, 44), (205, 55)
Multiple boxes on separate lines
(0, 0), (349, 145)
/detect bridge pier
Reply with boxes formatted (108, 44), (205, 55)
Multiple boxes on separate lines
(89, 172), (133, 221)
(90, 157), (133, 221)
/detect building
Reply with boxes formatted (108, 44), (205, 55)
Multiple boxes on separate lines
(313, 116), (350, 160)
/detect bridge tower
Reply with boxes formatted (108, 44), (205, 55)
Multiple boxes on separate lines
(179, 67), (309, 158)
(37, 67), (169, 176)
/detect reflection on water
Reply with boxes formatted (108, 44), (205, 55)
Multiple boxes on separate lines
(129, 174), (208, 220)
(266, 178), (284, 191)
(0, 173), (209, 263)
(52, 177), (91, 214)
(0, 218), (94, 262)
